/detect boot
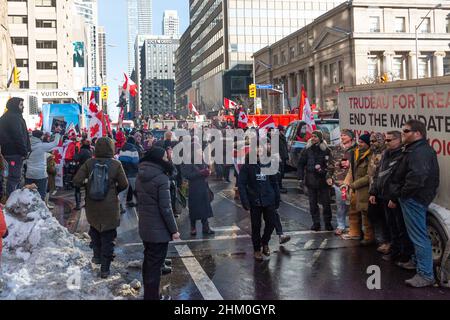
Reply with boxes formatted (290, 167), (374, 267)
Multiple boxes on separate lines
(202, 221), (215, 235)
(311, 223), (321, 232)
(100, 261), (111, 279)
(45, 193), (54, 210)
(75, 192), (81, 210)
(161, 265), (172, 275)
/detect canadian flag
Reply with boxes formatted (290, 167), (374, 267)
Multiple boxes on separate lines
(258, 115), (276, 133)
(123, 73), (137, 97)
(224, 98), (238, 110)
(299, 86), (316, 132)
(66, 123), (78, 138)
(237, 108), (248, 129)
(88, 94), (103, 140)
(188, 102), (199, 116)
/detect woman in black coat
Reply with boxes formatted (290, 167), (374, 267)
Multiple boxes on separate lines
(181, 143), (215, 236)
(135, 146), (180, 300)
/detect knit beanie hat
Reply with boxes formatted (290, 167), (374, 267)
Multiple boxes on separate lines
(147, 146), (166, 161)
(312, 130), (323, 142)
(358, 133), (371, 147)
(341, 129), (355, 140)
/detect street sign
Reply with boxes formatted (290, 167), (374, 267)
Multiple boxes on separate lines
(256, 84), (273, 90)
(82, 86), (101, 92)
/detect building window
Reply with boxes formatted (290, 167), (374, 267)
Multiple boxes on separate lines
(11, 37), (28, 45)
(330, 62), (338, 84)
(446, 15), (450, 33)
(273, 54), (278, 66)
(298, 42), (305, 55)
(418, 56), (431, 78)
(8, 15), (28, 24)
(37, 82), (58, 89)
(19, 81), (29, 89)
(36, 20), (56, 28)
(36, 40), (57, 49)
(444, 54), (450, 75)
(369, 16), (380, 32)
(419, 18), (431, 33)
(392, 56), (406, 80)
(35, 0), (56, 7)
(37, 61), (57, 70)
(338, 61), (343, 83)
(289, 46), (295, 60)
(16, 59), (28, 67)
(367, 55), (380, 79)
(281, 51), (286, 64)
(231, 76), (246, 90)
(395, 17), (406, 32)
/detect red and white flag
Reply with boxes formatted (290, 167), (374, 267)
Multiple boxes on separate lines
(237, 108), (248, 129)
(188, 102), (199, 116)
(88, 94), (103, 140)
(89, 91), (99, 115)
(224, 98), (238, 110)
(299, 86), (316, 132)
(258, 115), (276, 133)
(66, 123), (78, 139)
(123, 73), (137, 97)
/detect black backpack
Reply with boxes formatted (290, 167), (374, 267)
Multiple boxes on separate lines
(88, 159), (112, 201)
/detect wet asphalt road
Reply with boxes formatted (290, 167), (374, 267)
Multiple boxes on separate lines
(53, 175), (450, 300)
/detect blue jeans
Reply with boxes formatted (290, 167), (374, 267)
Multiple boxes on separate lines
(25, 178), (48, 201)
(334, 185), (348, 230)
(399, 198), (434, 281)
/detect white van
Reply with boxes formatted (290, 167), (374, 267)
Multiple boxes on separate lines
(338, 76), (450, 287)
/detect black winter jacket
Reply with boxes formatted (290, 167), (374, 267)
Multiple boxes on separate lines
(369, 147), (403, 201)
(136, 161), (178, 243)
(297, 141), (332, 189)
(238, 162), (280, 209)
(279, 132), (289, 161)
(390, 139), (439, 206)
(74, 145), (93, 167)
(0, 98), (31, 157)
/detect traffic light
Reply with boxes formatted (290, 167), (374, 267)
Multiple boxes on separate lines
(13, 66), (20, 85)
(101, 85), (109, 100)
(249, 84), (257, 98)
(380, 73), (388, 83)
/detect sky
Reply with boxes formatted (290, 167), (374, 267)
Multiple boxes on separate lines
(98, 0), (189, 119)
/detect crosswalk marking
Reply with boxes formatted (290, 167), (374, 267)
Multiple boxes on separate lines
(304, 240), (315, 249)
(175, 245), (224, 300)
(308, 239), (328, 267)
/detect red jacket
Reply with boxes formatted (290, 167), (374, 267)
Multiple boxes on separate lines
(0, 206), (7, 257)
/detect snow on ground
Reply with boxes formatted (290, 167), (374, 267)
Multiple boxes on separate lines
(0, 188), (141, 300)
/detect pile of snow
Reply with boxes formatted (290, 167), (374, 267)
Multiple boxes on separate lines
(0, 188), (140, 300)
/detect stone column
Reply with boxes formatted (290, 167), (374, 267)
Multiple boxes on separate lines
(306, 67), (313, 95)
(314, 62), (321, 107)
(433, 51), (446, 77)
(408, 52), (417, 79)
(287, 73), (294, 98)
(296, 71), (302, 90)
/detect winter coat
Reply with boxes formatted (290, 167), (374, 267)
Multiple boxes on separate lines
(369, 147), (404, 201)
(26, 135), (61, 180)
(73, 137), (128, 232)
(368, 145), (386, 189)
(278, 132), (289, 161)
(329, 143), (357, 186)
(0, 98), (31, 157)
(297, 140), (333, 189)
(238, 161), (280, 209)
(344, 148), (372, 212)
(118, 142), (139, 177)
(181, 164), (214, 221)
(390, 139), (439, 207)
(74, 145), (93, 167)
(136, 161), (178, 243)
(0, 206), (7, 257)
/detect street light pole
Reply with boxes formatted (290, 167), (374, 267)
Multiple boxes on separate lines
(415, 3), (442, 79)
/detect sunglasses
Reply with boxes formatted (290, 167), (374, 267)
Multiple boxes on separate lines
(402, 129), (416, 134)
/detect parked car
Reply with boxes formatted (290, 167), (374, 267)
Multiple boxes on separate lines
(285, 119), (340, 170)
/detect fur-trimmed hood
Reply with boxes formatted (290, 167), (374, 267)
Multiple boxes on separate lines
(305, 138), (329, 152)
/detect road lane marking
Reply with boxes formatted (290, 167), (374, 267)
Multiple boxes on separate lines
(304, 240), (315, 249)
(121, 234), (251, 248)
(308, 239), (328, 267)
(285, 230), (333, 236)
(211, 225), (241, 232)
(175, 245), (224, 300)
(217, 192), (243, 209)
